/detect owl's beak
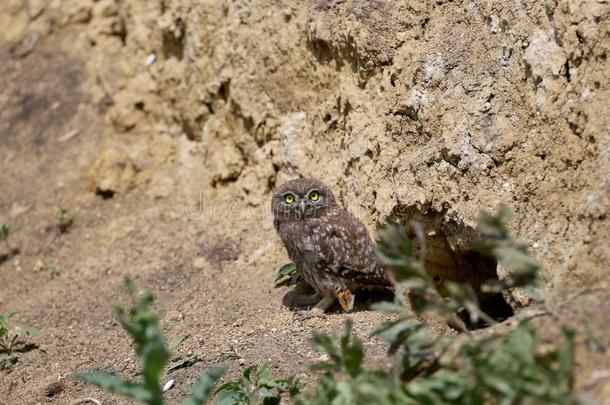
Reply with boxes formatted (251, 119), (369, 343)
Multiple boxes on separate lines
(299, 200), (307, 217)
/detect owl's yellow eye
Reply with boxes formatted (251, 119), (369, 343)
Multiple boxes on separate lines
(284, 194), (295, 204)
(309, 191), (320, 202)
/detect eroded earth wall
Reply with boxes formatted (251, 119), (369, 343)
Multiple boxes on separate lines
(2, 0), (609, 293)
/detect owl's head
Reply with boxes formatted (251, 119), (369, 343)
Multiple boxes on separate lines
(271, 178), (337, 222)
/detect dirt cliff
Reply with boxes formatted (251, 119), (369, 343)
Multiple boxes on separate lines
(1, 0), (608, 403)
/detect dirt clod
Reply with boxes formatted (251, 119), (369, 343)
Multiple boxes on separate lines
(44, 381), (64, 397)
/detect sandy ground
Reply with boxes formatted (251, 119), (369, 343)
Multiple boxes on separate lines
(1, 2), (609, 404)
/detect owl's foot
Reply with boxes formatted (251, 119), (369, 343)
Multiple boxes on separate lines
(295, 308), (326, 319)
(294, 294), (335, 320)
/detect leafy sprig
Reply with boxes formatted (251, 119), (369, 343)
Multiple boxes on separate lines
(275, 262), (299, 284)
(0, 221), (17, 254)
(78, 281), (225, 405)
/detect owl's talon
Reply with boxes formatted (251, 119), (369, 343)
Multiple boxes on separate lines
(295, 308), (325, 320)
(294, 294), (334, 319)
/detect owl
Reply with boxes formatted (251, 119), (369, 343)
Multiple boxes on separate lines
(271, 178), (393, 318)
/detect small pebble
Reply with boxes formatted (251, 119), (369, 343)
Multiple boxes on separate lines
(163, 379), (175, 392)
(193, 257), (206, 269)
(45, 381), (64, 397)
(34, 260), (45, 272)
(146, 54), (157, 66)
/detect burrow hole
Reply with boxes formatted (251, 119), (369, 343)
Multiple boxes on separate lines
(391, 204), (515, 328)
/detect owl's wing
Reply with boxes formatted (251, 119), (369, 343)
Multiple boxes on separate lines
(309, 213), (391, 287)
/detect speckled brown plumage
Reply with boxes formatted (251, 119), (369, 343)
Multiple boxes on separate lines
(271, 178), (393, 318)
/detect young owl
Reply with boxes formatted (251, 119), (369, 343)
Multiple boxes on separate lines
(271, 178), (393, 318)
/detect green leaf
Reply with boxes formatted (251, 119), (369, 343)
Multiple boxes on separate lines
(476, 206), (541, 294)
(79, 284), (169, 405)
(53, 203), (67, 219)
(213, 364), (299, 404)
(167, 353), (200, 371)
(256, 363), (271, 382)
(312, 332), (340, 367)
(1, 311), (19, 320)
(334, 381), (354, 404)
(78, 372), (158, 404)
(0, 311), (20, 337)
(373, 321), (427, 355)
(477, 206), (511, 240)
(123, 278), (136, 294)
(275, 263), (297, 282)
(141, 343), (170, 391)
(342, 334), (363, 378)
(0, 221), (17, 240)
(214, 389), (243, 405)
(182, 365), (226, 405)
(169, 333), (191, 350)
(14, 325), (39, 337)
(297, 208), (575, 404)
(0, 353), (18, 371)
(370, 301), (404, 314)
(558, 327), (575, 390)
(259, 386), (273, 397)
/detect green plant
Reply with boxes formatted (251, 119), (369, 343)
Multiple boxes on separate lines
(78, 282), (303, 405)
(48, 261), (60, 278)
(53, 203), (72, 233)
(582, 312), (606, 354)
(0, 311), (38, 371)
(299, 320), (407, 404)
(215, 363), (300, 404)
(78, 281), (225, 405)
(169, 333), (191, 350)
(167, 352), (201, 372)
(298, 207), (576, 404)
(80, 208), (576, 405)
(275, 262), (299, 284)
(0, 221), (17, 254)
(78, 285), (170, 405)
(407, 321), (575, 404)
(54, 203), (67, 223)
(476, 207), (542, 299)
(166, 333), (203, 372)
(78, 281), (301, 404)
(0, 311), (38, 355)
(183, 366), (228, 405)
